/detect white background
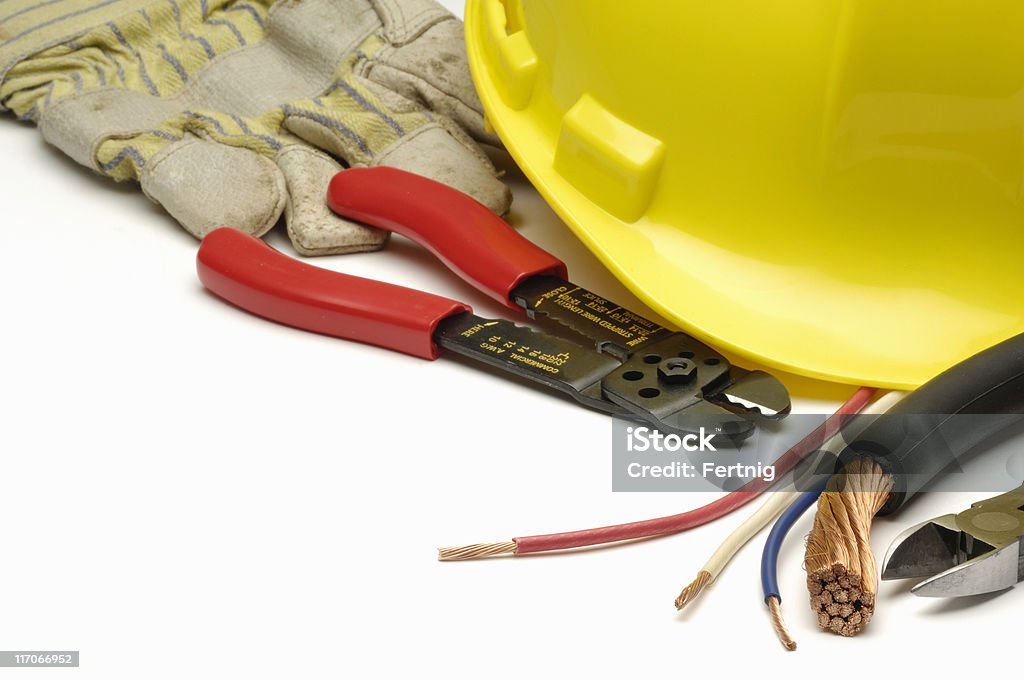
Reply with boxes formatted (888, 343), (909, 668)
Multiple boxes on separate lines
(0, 2), (1018, 677)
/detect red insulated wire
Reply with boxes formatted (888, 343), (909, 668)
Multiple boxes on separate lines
(512, 387), (877, 555)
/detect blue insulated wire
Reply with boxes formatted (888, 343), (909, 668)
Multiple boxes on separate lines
(760, 479), (830, 604)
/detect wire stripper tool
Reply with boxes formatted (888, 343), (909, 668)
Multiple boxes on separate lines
(197, 168), (791, 445)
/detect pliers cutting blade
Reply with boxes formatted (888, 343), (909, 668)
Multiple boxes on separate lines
(196, 167), (790, 444)
(881, 485), (1024, 596)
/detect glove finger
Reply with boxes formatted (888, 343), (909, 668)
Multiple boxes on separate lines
(281, 85), (509, 218)
(276, 146), (388, 256)
(140, 136), (286, 239)
(363, 16), (500, 146)
(280, 74), (436, 169)
(377, 123), (511, 216)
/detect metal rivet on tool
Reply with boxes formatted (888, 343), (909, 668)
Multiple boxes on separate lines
(658, 358), (697, 384)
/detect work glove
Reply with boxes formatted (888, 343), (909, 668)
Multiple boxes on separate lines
(0, 0), (510, 255)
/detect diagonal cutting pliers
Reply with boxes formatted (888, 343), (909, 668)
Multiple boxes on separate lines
(196, 168), (790, 445)
(881, 485), (1024, 596)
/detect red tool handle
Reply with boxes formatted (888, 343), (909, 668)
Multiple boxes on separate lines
(196, 228), (471, 360)
(327, 167), (567, 309)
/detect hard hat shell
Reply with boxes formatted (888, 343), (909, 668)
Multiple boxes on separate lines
(464, 0), (1024, 388)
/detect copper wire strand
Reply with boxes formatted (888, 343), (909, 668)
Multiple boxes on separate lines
(674, 570), (712, 610)
(438, 541), (517, 561)
(766, 596), (797, 651)
(803, 457), (893, 637)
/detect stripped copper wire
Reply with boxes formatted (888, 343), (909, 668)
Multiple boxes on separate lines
(766, 596), (797, 651)
(674, 570), (712, 610)
(438, 541), (517, 561)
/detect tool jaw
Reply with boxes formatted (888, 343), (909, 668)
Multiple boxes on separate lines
(910, 539), (1022, 597)
(881, 514), (962, 581)
(707, 368), (792, 420)
(882, 485), (1024, 597)
(599, 335), (792, 446)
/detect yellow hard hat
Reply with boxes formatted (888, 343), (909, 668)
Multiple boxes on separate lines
(464, 0), (1024, 389)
